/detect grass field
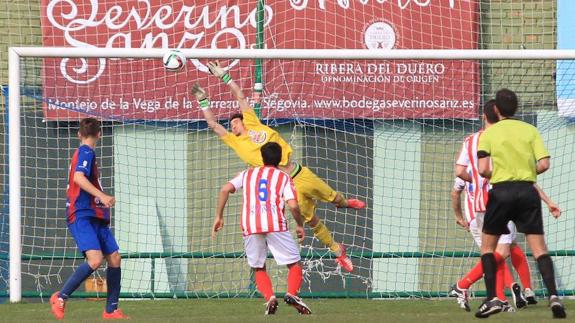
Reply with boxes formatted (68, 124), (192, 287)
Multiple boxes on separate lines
(1, 298), (572, 322)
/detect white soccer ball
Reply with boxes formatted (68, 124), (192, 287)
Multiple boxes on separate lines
(162, 50), (186, 72)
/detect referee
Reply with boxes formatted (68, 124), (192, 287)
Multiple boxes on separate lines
(474, 89), (566, 319)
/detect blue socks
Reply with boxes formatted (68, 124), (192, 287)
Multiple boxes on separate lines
(59, 262), (122, 314)
(106, 267), (121, 313)
(60, 263), (94, 299)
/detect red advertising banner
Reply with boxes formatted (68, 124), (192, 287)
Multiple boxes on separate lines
(41, 0), (479, 120)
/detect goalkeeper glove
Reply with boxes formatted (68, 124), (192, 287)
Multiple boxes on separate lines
(207, 61), (232, 84)
(191, 82), (210, 110)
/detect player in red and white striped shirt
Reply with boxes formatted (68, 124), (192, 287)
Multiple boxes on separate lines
(450, 100), (534, 311)
(232, 163), (294, 236)
(212, 142), (311, 316)
(456, 132), (490, 214)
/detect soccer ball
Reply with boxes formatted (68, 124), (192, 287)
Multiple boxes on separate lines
(162, 50), (186, 72)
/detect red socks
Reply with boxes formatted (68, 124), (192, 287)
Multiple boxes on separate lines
(494, 253), (507, 300)
(502, 262), (514, 288)
(458, 261), (484, 290)
(255, 264), (303, 300)
(458, 252), (509, 300)
(287, 263), (303, 296)
(511, 245), (532, 289)
(254, 270), (274, 301)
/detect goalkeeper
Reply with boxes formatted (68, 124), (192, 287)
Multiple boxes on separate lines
(193, 61), (366, 272)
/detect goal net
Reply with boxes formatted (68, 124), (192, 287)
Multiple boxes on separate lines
(7, 49), (575, 300)
(2, 0), (575, 301)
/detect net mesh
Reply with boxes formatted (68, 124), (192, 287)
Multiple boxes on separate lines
(2, 0), (574, 299)
(6, 56), (575, 298)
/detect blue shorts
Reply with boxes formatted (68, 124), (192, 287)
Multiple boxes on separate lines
(68, 217), (119, 255)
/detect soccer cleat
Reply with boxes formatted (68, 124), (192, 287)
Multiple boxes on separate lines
(448, 284), (470, 312)
(511, 282), (527, 309)
(524, 288), (538, 305)
(335, 243), (354, 272)
(50, 292), (65, 320)
(265, 296), (279, 315)
(549, 295), (567, 319)
(475, 297), (504, 318)
(501, 301), (517, 313)
(346, 199), (366, 209)
(284, 293), (312, 315)
(102, 309), (130, 320)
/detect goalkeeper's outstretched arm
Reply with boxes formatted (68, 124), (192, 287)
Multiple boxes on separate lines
(192, 82), (228, 138)
(207, 61), (252, 113)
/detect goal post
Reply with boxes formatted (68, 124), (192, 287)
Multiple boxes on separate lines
(8, 47), (21, 304)
(7, 47), (575, 303)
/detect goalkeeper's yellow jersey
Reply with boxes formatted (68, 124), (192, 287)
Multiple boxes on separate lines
(221, 109), (293, 167)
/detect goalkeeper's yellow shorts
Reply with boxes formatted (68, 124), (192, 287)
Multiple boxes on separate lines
(291, 165), (338, 223)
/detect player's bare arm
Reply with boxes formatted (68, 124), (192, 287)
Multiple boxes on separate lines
(536, 157), (550, 174)
(192, 82), (228, 138)
(533, 184), (561, 219)
(212, 182), (236, 238)
(450, 188), (469, 230)
(286, 199), (305, 242)
(455, 164), (473, 182)
(207, 61), (252, 113)
(477, 156), (491, 178)
(73, 171), (115, 207)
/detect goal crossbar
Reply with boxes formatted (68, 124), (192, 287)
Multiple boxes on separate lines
(10, 47), (575, 60)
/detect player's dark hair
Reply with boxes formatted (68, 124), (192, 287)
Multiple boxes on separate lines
(261, 142), (282, 167)
(79, 118), (101, 138)
(229, 113), (243, 123)
(483, 99), (499, 124)
(495, 88), (518, 117)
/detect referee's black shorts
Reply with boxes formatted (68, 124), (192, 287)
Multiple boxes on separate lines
(483, 181), (544, 235)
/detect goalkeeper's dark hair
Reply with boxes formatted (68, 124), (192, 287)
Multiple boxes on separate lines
(495, 88), (518, 117)
(483, 99), (499, 124)
(261, 142), (282, 167)
(79, 118), (101, 138)
(229, 113), (243, 123)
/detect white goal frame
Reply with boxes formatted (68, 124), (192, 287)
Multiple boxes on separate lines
(8, 47), (575, 303)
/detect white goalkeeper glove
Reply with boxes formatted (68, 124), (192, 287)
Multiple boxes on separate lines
(191, 82), (209, 110)
(207, 61), (232, 84)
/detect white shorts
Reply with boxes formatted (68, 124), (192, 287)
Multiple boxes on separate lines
(469, 212), (516, 247)
(243, 231), (301, 268)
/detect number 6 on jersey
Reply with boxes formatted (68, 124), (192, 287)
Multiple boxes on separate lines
(258, 179), (268, 201)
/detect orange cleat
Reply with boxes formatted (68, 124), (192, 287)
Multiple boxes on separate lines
(346, 199), (366, 209)
(50, 292), (65, 320)
(335, 243), (354, 272)
(102, 309), (130, 320)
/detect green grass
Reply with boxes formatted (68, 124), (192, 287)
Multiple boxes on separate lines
(1, 298), (572, 322)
